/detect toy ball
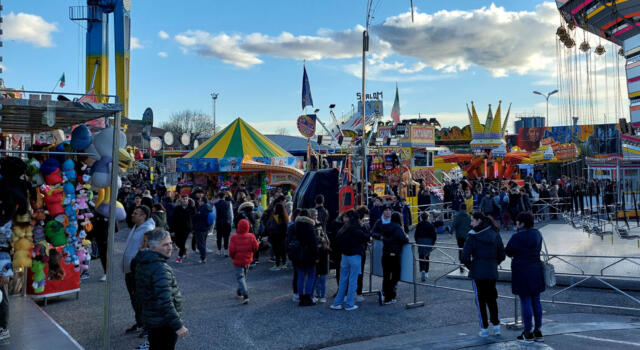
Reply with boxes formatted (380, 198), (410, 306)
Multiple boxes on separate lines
(71, 125), (92, 151)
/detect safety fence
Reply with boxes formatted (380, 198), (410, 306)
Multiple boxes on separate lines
(363, 241), (640, 327)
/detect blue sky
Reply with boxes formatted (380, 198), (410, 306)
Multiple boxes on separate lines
(2, 0), (628, 134)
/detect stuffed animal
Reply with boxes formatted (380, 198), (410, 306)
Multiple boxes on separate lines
(62, 159), (76, 183)
(76, 247), (89, 272)
(0, 252), (13, 278)
(0, 157), (30, 223)
(71, 124), (92, 151)
(31, 260), (46, 293)
(26, 158), (44, 188)
(76, 185), (91, 220)
(13, 237), (33, 268)
(47, 248), (65, 280)
(44, 220), (67, 247)
(63, 182), (76, 205)
(41, 185), (65, 217)
(12, 224), (33, 243)
(40, 158), (63, 186)
(63, 244), (79, 268)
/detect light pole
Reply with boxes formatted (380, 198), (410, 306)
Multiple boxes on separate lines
(533, 89), (558, 128)
(211, 92), (219, 136)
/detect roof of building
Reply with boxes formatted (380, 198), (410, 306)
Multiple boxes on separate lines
(264, 134), (328, 154)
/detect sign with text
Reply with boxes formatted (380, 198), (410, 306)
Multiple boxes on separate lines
(297, 114), (317, 138)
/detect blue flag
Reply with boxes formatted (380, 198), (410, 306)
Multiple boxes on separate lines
(302, 65), (314, 110)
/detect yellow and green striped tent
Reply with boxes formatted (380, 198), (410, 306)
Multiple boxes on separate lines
(184, 118), (292, 159)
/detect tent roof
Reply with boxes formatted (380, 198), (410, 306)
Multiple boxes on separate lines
(184, 118), (292, 159)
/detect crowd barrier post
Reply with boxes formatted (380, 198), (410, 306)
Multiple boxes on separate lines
(406, 244), (425, 309)
(505, 295), (523, 329)
(361, 243), (380, 296)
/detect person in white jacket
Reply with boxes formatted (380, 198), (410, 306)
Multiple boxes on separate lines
(123, 205), (156, 335)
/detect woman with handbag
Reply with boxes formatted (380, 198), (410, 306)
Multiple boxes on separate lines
(505, 211), (545, 343)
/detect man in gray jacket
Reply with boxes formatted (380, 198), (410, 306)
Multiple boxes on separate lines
(123, 205), (156, 334)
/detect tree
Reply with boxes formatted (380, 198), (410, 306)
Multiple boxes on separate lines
(275, 127), (290, 136)
(160, 110), (219, 146)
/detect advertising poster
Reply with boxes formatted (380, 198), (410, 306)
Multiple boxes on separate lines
(219, 157), (242, 172)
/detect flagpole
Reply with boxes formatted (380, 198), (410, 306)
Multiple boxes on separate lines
(51, 79), (60, 93)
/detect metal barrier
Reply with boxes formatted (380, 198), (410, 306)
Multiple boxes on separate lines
(403, 242), (640, 316)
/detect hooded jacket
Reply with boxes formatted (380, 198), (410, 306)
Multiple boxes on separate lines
(336, 222), (369, 256)
(234, 202), (256, 232)
(134, 250), (183, 331)
(192, 203), (212, 232)
(452, 210), (471, 240)
(372, 221), (408, 255)
(123, 217), (156, 274)
(460, 225), (505, 280)
(151, 210), (168, 231)
(505, 227), (545, 295)
(229, 219), (259, 267)
(294, 216), (319, 268)
(172, 199), (195, 234)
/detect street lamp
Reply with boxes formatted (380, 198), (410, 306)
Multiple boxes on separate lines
(211, 92), (219, 136)
(533, 89), (558, 128)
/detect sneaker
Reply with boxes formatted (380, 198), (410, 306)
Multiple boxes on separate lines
(270, 265), (281, 271)
(236, 291), (243, 299)
(81, 273), (90, 280)
(100, 274), (107, 282)
(345, 305), (359, 311)
(533, 329), (544, 342)
(125, 324), (140, 334)
(199, 259), (206, 264)
(175, 257), (182, 263)
(493, 324), (501, 336)
(217, 250), (222, 256)
(378, 291), (384, 306)
(0, 328), (10, 341)
(134, 340), (149, 350)
(517, 331), (534, 343)
(330, 304), (343, 310)
(249, 262), (257, 267)
(478, 328), (489, 338)
(292, 294), (299, 302)
(318, 297), (327, 303)
(242, 296), (249, 304)
(312, 297), (318, 304)
(224, 249), (229, 257)
(279, 264), (288, 270)
(206, 248), (214, 253)
(383, 299), (397, 305)
(421, 271), (426, 282)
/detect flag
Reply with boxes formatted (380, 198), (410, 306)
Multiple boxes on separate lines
(391, 83), (400, 126)
(301, 65), (313, 110)
(59, 73), (66, 88)
(78, 88), (98, 103)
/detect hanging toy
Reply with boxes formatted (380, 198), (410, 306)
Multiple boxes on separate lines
(41, 184), (65, 217)
(31, 260), (46, 293)
(47, 248), (65, 281)
(62, 159), (77, 183)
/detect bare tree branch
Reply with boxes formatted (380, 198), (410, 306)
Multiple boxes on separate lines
(160, 110), (219, 146)
(275, 127), (290, 136)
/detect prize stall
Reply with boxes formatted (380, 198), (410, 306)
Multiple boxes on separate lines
(176, 118), (304, 205)
(0, 90), (125, 303)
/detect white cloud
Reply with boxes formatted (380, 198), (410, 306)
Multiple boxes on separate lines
(4, 12), (58, 47)
(158, 30), (170, 40)
(373, 3), (558, 77)
(158, 52), (168, 58)
(131, 37), (143, 50)
(175, 30), (262, 68)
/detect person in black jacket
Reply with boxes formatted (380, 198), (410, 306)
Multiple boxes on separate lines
(214, 192), (234, 257)
(506, 212), (545, 343)
(314, 194), (329, 233)
(267, 203), (289, 270)
(192, 197), (212, 263)
(294, 213), (319, 306)
(135, 229), (188, 350)
(373, 211), (409, 305)
(461, 212), (506, 338)
(414, 211), (436, 281)
(171, 194), (195, 262)
(330, 210), (368, 311)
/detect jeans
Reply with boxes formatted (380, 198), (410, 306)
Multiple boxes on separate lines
(194, 230), (208, 260)
(333, 254), (361, 308)
(520, 294), (543, 333)
(235, 266), (249, 297)
(314, 274), (326, 298)
(149, 325), (178, 350)
(296, 266), (316, 296)
(472, 280), (500, 329)
(124, 272), (142, 327)
(216, 222), (231, 250)
(382, 253), (401, 302)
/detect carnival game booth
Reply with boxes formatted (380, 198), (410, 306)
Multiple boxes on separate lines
(0, 89), (126, 307)
(177, 118), (304, 202)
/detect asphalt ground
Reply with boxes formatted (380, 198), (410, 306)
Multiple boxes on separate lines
(40, 222), (640, 350)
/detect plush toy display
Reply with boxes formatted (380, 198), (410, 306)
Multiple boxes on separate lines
(62, 159), (77, 183)
(70, 124), (92, 151)
(63, 182), (76, 205)
(13, 236), (33, 268)
(31, 260), (46, 293)
(40, 158), (63, 186)
(76, 247), (89, 272)
(26, 158), (44, 187)
(47, 248), (65, 280)
(41, 185), (65, 217)
(44, 220), (67, 247)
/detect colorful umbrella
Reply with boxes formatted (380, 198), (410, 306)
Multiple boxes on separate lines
(184, 118), (292, 159)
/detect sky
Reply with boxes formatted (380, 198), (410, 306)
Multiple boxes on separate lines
(2, 0), (630, 135)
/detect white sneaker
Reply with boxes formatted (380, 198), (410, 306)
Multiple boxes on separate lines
(312, 297), (318, 303)
(478, 328), (489, 338)
(355, 295), (365, 302)
(493, 324), (501, 336)
(330, 304), (343, 310)
(318, 297), (327, 303)
(0, 328), (10, 341)
(217, 250), (222, 256)
(383, 299), (397, 305)
(100, 274), (107, 282)
(292, 294), (299, 302)
(345, 305), (359, 311)
(134, 340), (149, 350)
(206, 248), (213, 253)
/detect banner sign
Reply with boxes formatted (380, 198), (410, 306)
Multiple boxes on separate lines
(219, 157), (242, 172)
(373, 183), (386, 196)
(269, 173), (301, 186)
(297, 114), (317, 138)
(252, 157), (271, 165)
(272, 156), (303, 169)
(176, 158), (197, 172)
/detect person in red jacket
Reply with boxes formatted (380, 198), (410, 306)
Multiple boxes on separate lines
(229, 219), (258, 304)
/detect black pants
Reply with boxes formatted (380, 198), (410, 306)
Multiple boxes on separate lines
(149, 326), (178, 350)
(292, 265), (298, 294)
(0, 285), (8, 329)
(334, 253), (343, 288)
(175, 231), (190, 257)
(271, 238), (286, 266)
(473, 279), (500, 329)
(194, 230), (208, 260)
(124, 272), (142, 327)
(97, 238), (108, 274)
(356, 252), (366, 295)
(252, 234), (260, 262)
(382, 253), (401, 302)
(190, 232), (197, 251)
(456, 238), (466, 263)
(216, 222), (231, 250)
(419, 253), (430, 273)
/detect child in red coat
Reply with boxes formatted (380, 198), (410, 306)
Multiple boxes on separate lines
(229, 219), (258, 304)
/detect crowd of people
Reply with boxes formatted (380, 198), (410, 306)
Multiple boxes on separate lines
(102, 171), (577, 349)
